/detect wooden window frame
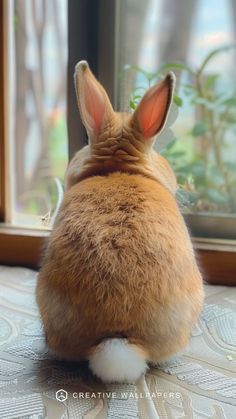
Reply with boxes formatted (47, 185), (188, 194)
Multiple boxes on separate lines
(0, 0), (236, 285)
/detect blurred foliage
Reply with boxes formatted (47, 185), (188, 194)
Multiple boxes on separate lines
(126, 45), (236, 214)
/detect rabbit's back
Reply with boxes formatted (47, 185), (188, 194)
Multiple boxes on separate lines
(51, 172), (194, 293)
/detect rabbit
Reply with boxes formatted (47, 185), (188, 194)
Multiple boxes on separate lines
(36, 60), (204, 384)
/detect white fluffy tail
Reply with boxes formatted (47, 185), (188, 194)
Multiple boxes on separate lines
(88, 338), (148, 383)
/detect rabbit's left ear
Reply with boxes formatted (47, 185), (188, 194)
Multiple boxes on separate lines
(131, 72), (175, 139)
(74, 61), (114, 141)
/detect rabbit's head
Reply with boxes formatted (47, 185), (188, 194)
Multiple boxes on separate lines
(65, 61), (177, 195)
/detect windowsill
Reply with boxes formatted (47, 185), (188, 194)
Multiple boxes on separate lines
(184, 213), (236, 240)
(0, 223), (50, 237)
(0, 225), (48, 269)
(192, 237), (236, 252)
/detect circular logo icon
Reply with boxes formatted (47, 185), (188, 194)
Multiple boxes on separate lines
(56, 389), (68, 402)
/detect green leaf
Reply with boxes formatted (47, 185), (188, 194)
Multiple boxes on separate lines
(192, 122), (207, 136)
(197, 44), (236, 75)
(173, 95), (183, 107)
(160, 138), (178, 157)
(124, 65), (158, 82)
(130, 101), (136, 110)
(165, 139), (177, 150)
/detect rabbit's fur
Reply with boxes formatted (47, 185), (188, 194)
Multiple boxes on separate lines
(37, 61), (203, 382)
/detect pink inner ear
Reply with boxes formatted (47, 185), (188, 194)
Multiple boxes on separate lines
(83, 76), (105, 133)
(138, 83), (170, 138)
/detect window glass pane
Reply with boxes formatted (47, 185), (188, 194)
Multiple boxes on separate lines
(117, 0), (236, 223)
(8, 0), (68, 228)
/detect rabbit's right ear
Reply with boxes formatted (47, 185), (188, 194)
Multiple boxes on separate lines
(131, 73), (175, 140)
(74, 61), (114, 142)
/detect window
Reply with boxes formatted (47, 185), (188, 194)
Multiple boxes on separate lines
(115, 0), (236, 238)
(5, 0), (68, 229)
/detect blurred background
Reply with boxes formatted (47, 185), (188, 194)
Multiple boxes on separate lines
(8, 0), (236, 233)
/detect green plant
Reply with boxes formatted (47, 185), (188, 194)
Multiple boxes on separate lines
(126, 45), (236, 214)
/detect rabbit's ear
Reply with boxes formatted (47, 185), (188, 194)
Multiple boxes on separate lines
(74, 61), (114, 141)
(131, 72), (175, 139)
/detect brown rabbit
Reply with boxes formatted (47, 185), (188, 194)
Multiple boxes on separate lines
(36, 61), (204, 383)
